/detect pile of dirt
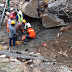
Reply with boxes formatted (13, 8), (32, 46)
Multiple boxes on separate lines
(37, 24), (72, 64)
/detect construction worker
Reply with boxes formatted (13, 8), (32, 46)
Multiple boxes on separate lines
(16, 10), (24, 23)
(15, 20), (26, 34)
(4, 12), (10, 26)
(9, 20), (17, 46)
(8, 15), (14, 26)
(23, 23), (36, 45)
(7, 15), (14, 32)
(10, 7), (16, 19)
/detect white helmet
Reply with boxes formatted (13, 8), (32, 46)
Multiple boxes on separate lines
(18, 10), (22, 15)
(10, 7), (13, 10)
(6, 12), (10, 15)
(27, 23), (31, 28)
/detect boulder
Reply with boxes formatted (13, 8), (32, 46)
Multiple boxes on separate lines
(42, 13), (65, 28)
(20, 0), (38, 18)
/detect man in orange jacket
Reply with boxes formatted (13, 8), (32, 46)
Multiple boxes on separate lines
(23, 23), (36, 45)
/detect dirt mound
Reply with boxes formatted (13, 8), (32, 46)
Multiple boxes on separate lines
(37, 24), (72, 63)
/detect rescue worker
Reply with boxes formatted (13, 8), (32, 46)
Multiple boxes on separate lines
(10, 7), (16, 19)
(16, 10), (24, 23)
(23, 23), (36, 45)
(4, 12), (10, 26)
(9, 20), (17, 46)
(15, 20), (26, 34)
(7, 15), (14, 32)
(8, 15), (14, 26)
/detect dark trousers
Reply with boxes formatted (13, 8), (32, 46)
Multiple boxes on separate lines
(9, 36), (15, 46)
(23, 35), (30, 42)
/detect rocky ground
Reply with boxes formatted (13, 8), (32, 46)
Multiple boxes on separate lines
(0, 17), (72, 72)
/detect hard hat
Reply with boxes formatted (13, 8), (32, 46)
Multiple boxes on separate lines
(27, 23), (31, 28)
(18, 10), (22, 15)
(22, 20), (26, 23)
(10, 15), (14, 18)
(10, 7), (13, 10)
(11, 20), (15, 24)
(6, 12), (10, 15)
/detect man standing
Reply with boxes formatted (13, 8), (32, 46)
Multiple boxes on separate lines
(15, 20), (26, 34)
(10, 7), (16, 19)
(4, 12), (10, 26)
(7, 15), (14, 32)
(9, 20), (17, 46)
(16, 10), (24, 23)
(8, 15), (14, 26)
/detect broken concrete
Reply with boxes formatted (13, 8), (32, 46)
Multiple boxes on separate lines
(20, 0), (38, 18)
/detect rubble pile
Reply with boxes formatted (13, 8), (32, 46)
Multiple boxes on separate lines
(0, 51), (72, 72)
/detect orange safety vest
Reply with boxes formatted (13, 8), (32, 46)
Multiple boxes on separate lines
(27, 28), (36, 38)
(7, 24), (9, 32)
(22, 35), (26, 40)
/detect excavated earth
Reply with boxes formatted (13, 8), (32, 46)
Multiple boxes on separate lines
(0, 16), (72, 72)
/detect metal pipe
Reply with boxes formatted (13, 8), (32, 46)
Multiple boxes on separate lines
(0, 0), (8, 27)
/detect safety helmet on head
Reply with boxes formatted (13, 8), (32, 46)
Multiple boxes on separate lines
(10, 15), (14, 18)
(11, 20), (15, 24)
(10, 7), (13, 10)
(22, 20), (26, 23)
(6, 12), (10, 15)
(27, 23), (31, 28)
(18, 10), (22, 15)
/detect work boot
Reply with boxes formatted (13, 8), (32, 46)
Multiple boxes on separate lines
(23, 42), (27, 45)
(9, 45), (12, 47)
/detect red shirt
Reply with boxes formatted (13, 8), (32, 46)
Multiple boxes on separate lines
(10, 11), (16, 19)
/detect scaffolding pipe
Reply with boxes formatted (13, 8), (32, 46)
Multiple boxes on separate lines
(0, 0), (8, 27)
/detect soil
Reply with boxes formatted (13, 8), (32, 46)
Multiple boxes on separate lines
(0, 16), (72, 72)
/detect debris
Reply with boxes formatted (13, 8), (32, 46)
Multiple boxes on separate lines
(1, 42), (8, 45)
(0, 58), (10, 63)
(32, 68), (42, 72)
(67, 65), (72, 68)
(29, 64), (33, 67)
(57, 33), (60, 38)
(58, 50), (68, 57)
(33, 59), (42, 65)
(0, 3), (4, 7)
(25, 49), (29, 51)
(43, 43), (47, 46)
(16, 41), (21, 45)
(0, 45), (3, 50)
(35, 53), (41, 56)
(16, 41), (23, 45)
(0, 54), (7, 58)
(2, 46), (9, 50)
(0, 38), (3, 42)
(0, 50), (49, 62)
(60, 26), (71, 32)
(67, 48), (72, 57)
(62, 50), (68, 57)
